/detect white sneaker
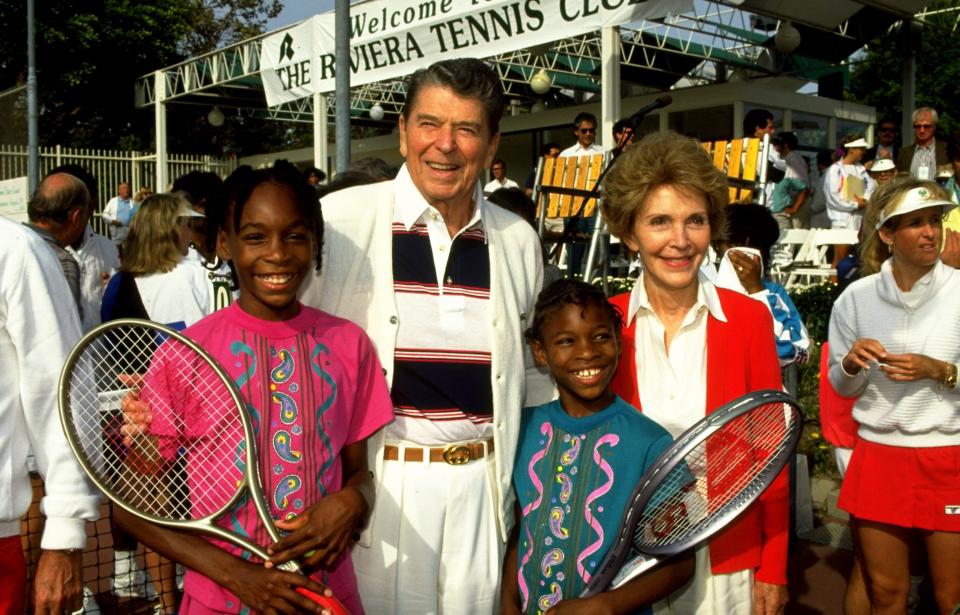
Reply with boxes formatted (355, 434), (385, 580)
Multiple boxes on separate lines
(112, 550), (151, 599)
(71, 586), (101, 615)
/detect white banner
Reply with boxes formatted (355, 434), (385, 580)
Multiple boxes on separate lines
(0, 176), (28, 222)
(262, 0), (692, 106)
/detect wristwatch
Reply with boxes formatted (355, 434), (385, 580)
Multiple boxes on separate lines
(943, 363), (959, 390)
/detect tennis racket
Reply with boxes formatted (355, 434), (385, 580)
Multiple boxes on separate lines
(58, 318), (350, 614)
(580, 389), (802, 596)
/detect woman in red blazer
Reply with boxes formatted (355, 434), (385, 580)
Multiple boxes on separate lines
(601, 131), (788, 615)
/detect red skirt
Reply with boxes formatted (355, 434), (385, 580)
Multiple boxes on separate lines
(838, 439), (960, 531)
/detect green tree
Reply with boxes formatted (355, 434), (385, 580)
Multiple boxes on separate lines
(0, 0), (283, 152)
(847, 1), (960, 137)
(183, 0), (282, 55)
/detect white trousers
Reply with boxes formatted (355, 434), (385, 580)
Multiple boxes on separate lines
(653, 546), (753, 615)
(352, 450), (504, 614)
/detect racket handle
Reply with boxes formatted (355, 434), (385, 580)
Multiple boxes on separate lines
(296, 587), (350, 615)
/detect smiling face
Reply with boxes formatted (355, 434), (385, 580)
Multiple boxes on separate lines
(880, 205), (944, 272)
(399, 85), (500, 218)
(622, 184), (711, 303)
(217, 181), (315, 321)
(530, 301), (619, 417)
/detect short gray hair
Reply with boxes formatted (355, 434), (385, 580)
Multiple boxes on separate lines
(27, 173), (90, 223)
(913, 107), (939, 125)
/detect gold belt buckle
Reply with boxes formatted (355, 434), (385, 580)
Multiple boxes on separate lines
(442, 445), (471, 465)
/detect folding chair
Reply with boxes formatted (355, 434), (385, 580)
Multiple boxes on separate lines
(700, 135), (771, 206)
(784, 228), (859, 288)
(768, 228), (812, 284)
(532, 153), (608, 278)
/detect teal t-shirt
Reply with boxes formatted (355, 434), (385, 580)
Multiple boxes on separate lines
(512, 396), (672, 614)
(770, 176), (808, 213)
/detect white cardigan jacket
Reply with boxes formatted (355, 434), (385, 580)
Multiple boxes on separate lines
(300, 168), (554, 542)
(0, 219), (100, 546)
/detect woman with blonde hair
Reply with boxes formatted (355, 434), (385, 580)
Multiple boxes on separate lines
(829, 177), (960, 614)
(603, 131), (788, 614)
(100, 193), (211, 614)
(102, 192), (210, 328)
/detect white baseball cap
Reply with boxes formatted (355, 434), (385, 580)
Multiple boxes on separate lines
(870, 159), (896, 173)
(844, 137), (870, 149)
(875, 186), (956, 229)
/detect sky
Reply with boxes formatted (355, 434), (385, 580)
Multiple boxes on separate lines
(268, 0), (339, 30)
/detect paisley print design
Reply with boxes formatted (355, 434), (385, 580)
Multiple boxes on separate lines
(549, 507), (569, 540)
(537, 582), (562, 613)
(271, 348), (295, 383)
(274, 475), (302, 510)
(540, 548), (564, 577)
(273, 430), (302, 463)
(560, 435), (581, 466)
(271, 390), (298, 424)
(556, 472), (572, 504)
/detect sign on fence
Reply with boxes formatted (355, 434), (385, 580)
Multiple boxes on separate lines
(0, 176), (28, 222)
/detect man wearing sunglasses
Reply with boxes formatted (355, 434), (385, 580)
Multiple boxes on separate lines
(864, 116), (899, 166)
(560, 111), (607, 157)
(897, 107), (948, 180)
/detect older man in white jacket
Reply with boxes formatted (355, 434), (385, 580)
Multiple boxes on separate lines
(302, 58), (552, 614)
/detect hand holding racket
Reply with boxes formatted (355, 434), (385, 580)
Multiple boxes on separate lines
(59, 319), (351, 614)
(580, 389), (802, 596)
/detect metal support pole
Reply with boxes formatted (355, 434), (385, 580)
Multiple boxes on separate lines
(901, 19), (916, 148)
(26, 0), (38, 192)
(313, 92), (329, 175)
(585, 27), (620, 285)
(335, 0), (350, 173)
(154, 71), (168, 191)
(600, 26), (620, 150)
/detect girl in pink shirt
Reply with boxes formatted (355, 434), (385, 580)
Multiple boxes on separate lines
(118, 162), (393, 614)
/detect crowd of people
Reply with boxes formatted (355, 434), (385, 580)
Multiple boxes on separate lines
(2, 56), (958, 615)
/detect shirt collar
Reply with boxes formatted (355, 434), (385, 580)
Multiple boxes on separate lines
(626, 269), (727, 326)
(394, 163), (486, 239)
(916, 139), (935, 151)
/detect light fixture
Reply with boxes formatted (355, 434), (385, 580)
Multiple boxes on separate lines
(531, 101), (547, 114)
(774, 21), (801, 54)
(369, 103), (384, 121)
(207, 105), (225, 127)
(529, 69), (552, 95)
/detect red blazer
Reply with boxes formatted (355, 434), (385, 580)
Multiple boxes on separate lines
(610, 288), (789, 585)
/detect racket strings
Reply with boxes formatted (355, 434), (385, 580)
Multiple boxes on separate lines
(65, 324), (248, 522)
(635, 402), (798, 550)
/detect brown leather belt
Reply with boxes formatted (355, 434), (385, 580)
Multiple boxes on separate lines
(383, 440), (494, 465)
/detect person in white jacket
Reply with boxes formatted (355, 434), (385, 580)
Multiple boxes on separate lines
(825, 136), (877, 270)
(301, 58), (552, 614)
(828, 178), (960, 614)
(0, 217), (100, 614)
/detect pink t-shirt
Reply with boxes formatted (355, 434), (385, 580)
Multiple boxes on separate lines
(146, 302), (393, 614)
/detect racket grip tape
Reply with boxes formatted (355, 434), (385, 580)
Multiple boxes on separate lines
(296, 587), (350, 614)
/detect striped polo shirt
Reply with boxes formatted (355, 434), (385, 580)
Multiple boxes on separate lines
(385, 180), (494, 446)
